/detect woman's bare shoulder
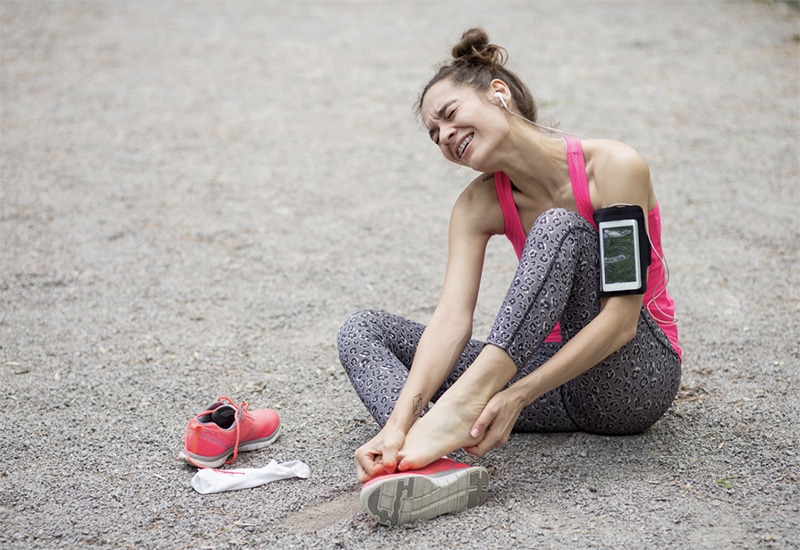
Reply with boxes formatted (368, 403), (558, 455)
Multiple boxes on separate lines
(585, 139), (647, 168)
(584, 139), (653, 206)
(457, 172), (497, 204)
(452, 172), (504, 235)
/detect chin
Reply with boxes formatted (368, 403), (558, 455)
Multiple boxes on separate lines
(463, 156), (488, 173)
(461, 146), (495, 172)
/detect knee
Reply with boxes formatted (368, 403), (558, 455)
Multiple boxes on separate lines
(521, 208), (597, 267)
(338, 310), (371, 371)
(337, 309), (387, 354)
(525, 209), (595, 251)
(565, 376), (678, 436)
(535, 208), (591, 232)
(338, 309), (376, 343)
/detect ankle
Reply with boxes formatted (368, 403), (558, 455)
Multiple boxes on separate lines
(454, 346), (517, 399)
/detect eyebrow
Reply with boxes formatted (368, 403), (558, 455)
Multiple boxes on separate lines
(428, 99), (456, 140)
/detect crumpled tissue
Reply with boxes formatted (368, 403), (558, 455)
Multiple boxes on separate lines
(191, 459), (310, 494)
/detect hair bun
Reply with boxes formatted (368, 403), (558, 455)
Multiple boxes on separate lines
(417, 26), (537, 124)
(451, 28), (507, 69)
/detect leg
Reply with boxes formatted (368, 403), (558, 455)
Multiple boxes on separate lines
(337, 309), (485, 427)
(561, 310), (681, 435)
(486, 208), (601, 367)
(510, 342), (578, 432)
(511, 314), (681, 434)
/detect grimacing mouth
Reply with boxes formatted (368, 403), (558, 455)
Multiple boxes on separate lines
(457, 133), (474, 159)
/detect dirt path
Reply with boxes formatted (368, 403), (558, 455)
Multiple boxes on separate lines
(1, 1), (798, 548)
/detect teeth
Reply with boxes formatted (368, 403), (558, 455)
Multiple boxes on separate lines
(457, 134), (473, 158)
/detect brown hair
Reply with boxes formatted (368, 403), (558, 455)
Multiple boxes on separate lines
(417, 28), (538, 122)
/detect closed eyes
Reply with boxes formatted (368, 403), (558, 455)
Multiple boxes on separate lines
(428, 100), (457, 144)
(430, 109), (456, 145)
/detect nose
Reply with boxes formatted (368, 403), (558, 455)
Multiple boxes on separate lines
(439, 124), (457, 155)
(440, 123), (456, 145)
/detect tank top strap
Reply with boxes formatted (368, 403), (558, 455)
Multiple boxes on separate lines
(494, 171), (527, 258)
(563, 136), (597, 228)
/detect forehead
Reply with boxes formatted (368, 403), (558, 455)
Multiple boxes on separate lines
(421, 80), (470, 127)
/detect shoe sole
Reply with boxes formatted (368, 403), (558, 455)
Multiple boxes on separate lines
(360, 466), (489, 526)
(180, 424), (282, 468)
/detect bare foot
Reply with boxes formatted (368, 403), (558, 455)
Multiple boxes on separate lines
(396, 345), (517, 470)
(397, 391), (484, 470)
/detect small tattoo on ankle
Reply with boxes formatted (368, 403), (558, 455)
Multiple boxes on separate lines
(412, 394), (423, 417)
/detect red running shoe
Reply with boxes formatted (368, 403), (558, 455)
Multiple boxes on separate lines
(360, 457), (489, 526)
(180, 396), (281, 469)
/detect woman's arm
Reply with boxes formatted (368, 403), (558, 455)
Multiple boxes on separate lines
(385, 177), (500, 427)
(355, 174), (502, 479)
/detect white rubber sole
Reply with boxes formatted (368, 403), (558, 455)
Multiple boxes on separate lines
(180, 425), (281, 468)
(360, 466), (489, 526)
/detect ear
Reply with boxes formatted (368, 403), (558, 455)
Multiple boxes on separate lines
(490, 79), (511, 104)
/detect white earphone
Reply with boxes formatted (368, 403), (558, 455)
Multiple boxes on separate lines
(495, 92), (509, 110)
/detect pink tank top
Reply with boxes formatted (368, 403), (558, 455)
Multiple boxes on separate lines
(493, 137), (681, 359)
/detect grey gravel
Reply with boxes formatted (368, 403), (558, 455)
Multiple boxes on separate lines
(1, 1), (798, 549)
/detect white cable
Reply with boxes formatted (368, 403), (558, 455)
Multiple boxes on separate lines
(497, 95), (592, 139)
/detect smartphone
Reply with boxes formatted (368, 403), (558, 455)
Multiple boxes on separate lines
(594, 205), (650, 296)
(599, 218), (642, 293)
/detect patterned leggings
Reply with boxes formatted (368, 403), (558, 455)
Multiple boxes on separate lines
(337, 209), (682, 435)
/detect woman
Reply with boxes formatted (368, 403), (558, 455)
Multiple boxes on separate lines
(338, 28), (681, 525)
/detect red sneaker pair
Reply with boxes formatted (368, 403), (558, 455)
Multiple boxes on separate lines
(360, 457), (489, 526)
(180, 396), (281, 469)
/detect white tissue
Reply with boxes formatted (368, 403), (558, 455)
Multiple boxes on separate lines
(191, 459), (310, 494)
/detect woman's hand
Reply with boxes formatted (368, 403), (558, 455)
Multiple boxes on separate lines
(463, 388), (524, 458)
(354, 425), (407, 483)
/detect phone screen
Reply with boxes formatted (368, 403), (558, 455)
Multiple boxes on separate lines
(602, 226), (637, 283)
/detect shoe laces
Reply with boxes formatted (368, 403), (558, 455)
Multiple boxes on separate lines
(184, 396), (249, 469)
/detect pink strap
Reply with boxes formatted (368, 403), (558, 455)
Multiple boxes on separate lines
(494, 172), (527, 258)
(564, 136), (596, 229)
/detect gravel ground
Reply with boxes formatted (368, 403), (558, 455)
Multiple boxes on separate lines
(1, 1), (798, 548)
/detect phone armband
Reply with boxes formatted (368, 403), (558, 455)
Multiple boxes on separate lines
(593, 205), (651, 297)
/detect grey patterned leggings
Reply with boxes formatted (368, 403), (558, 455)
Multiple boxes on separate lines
(337, 209), (681, 435)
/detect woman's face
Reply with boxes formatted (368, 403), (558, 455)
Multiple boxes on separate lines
(421, 79), (506, 171)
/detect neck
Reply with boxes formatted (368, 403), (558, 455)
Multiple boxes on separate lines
(493, 118), (570, 195)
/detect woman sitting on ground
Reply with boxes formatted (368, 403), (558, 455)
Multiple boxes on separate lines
(338, 27), (682, 526)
